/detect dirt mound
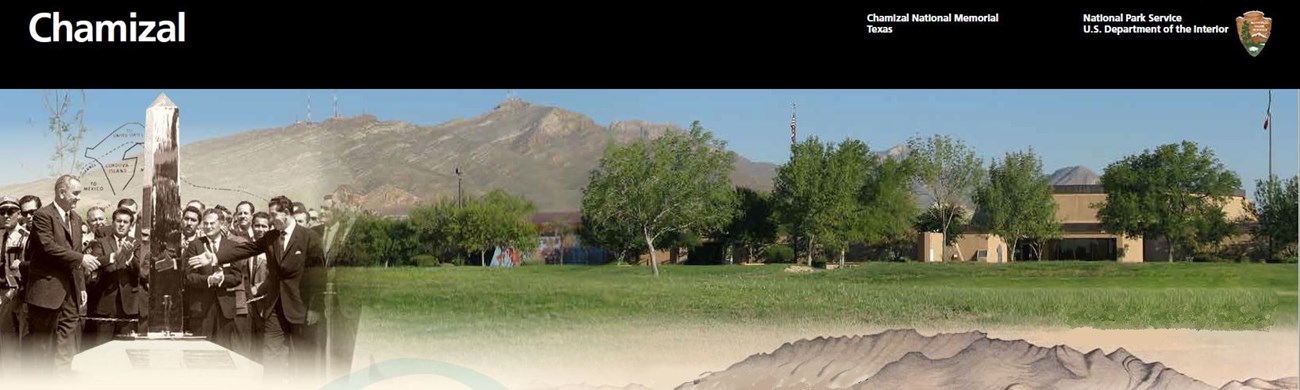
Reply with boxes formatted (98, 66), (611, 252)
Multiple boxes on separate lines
(675, 329), (985, 389)
(1221, 377), (1300, 390)
(676, 328), (1286, 390)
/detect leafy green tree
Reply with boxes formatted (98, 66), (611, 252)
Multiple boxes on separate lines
(407, 191), (539, 266)
(824, 139), (872, 267)
(578, 212), (642, 264)
(407, 197), (466, 262)
(720, 187), (778, 263)
(467, 190), (540, 265)
(859, 152), (922, 256)
(580, 121), (738, 276)
(772, 137), (869, 266)
(773, 137), (830, 265)
(336, 215), (421, 267)
(972, 148), (1061, 261)
(915, 204), (969, 247)
(907, 134), (985, 260)
(1250, 175), (1299, 260)
(1095, 141), (1242, 262)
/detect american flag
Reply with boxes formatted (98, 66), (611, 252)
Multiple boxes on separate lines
(1264, 89), (1272, 131)
(790, 103), (797, 144)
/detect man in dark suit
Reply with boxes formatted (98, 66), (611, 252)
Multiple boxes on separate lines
(1, 195), (42, 375)
(24, 175), (99, 378)
(83, 208), (143, 350)
(182, 208), (244, 350)
(189, 195), (325, 383)
(312, 195), (361, 379)
(240, 211), (272, 363)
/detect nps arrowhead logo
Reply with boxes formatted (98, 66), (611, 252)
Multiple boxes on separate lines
(1236, 11), (1272, 57)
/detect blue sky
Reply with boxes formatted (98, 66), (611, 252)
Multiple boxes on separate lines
(0, 89), (1295, 199)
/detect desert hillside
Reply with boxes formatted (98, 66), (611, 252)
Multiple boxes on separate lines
(0, 98), (778, 215)
(676, 329), (1298, 390)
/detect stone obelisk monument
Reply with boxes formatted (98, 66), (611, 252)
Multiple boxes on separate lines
(67, 94), (260, 387)
(142, 93), (185, 335)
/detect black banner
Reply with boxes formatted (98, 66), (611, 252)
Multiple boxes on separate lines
(0, 2), (1293, 87)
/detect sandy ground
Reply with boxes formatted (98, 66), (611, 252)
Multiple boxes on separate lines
(340, 317), (1300, 390)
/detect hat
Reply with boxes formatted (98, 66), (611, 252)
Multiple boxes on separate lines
(0, 196), (18, 210)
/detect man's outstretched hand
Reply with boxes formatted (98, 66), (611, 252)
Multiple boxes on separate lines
(187, 252), (215, 269)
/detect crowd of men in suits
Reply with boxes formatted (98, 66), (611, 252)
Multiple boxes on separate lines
(0, 175), (355, 383)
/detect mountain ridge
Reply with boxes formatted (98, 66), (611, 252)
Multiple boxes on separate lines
(0, 99), (778, 215)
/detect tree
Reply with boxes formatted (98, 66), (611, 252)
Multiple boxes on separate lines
(859, 153), (922, 259)
(720, 187), (778, 263)
(972, 148), (1061, 262)
(472, 190), (540, 265)
(772, 137), (869, 266)
(407, 197), (466, 263)
(580, 121), (738, 276)
(773, 137), (829, 265)
(578, 212), (642, 264)
(1250, 175), (1299, 261)
(335, 215), (421, 267)
(824, 139), (872, 267)
(407, 191), (538, 266)
(907, 134), (985, 260)
(915, 204), (969, 246)
(1095, 141), (1242, 262)
(43, 89), (91, 176)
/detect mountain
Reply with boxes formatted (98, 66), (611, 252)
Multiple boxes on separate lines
(1048, 165), (1102, 186)
(0, 98), (778, 215)
(676, 329), (1297, 390)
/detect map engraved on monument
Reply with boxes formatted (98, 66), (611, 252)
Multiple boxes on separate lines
(81, 122), (146, 196)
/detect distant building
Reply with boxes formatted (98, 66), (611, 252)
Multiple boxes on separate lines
(530, 211), (613, 265)
(917, 166), (1253, 263)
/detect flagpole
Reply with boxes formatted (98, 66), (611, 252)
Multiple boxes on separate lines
(790, 102), (797, 145)
(1266, 89), (1274, 261)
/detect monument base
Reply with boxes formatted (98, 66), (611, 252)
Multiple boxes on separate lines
(59, 338), (263, 389)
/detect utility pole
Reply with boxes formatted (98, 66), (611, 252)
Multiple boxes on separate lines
(455, 167), (464, 207)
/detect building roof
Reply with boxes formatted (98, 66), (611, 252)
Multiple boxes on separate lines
(1045, 165), (1246, 197)
(532, 211), (582, 227)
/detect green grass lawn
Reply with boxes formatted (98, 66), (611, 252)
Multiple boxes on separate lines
(331, 261), (1298, 333)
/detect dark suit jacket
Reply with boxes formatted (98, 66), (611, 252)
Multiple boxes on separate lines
(183, 235), (245, 320)
(23, 203), (87, 311)
(214, 223), (323, 324)
(86, 233), (143, 316)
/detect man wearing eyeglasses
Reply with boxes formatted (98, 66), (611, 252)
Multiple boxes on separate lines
(0, 196), (26, 377)
(1, 195), (43, 376)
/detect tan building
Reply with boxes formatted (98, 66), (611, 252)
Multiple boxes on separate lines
(917, 166), (1254, 263)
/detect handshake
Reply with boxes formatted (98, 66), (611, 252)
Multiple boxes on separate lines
(81, 254), (101, 274)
